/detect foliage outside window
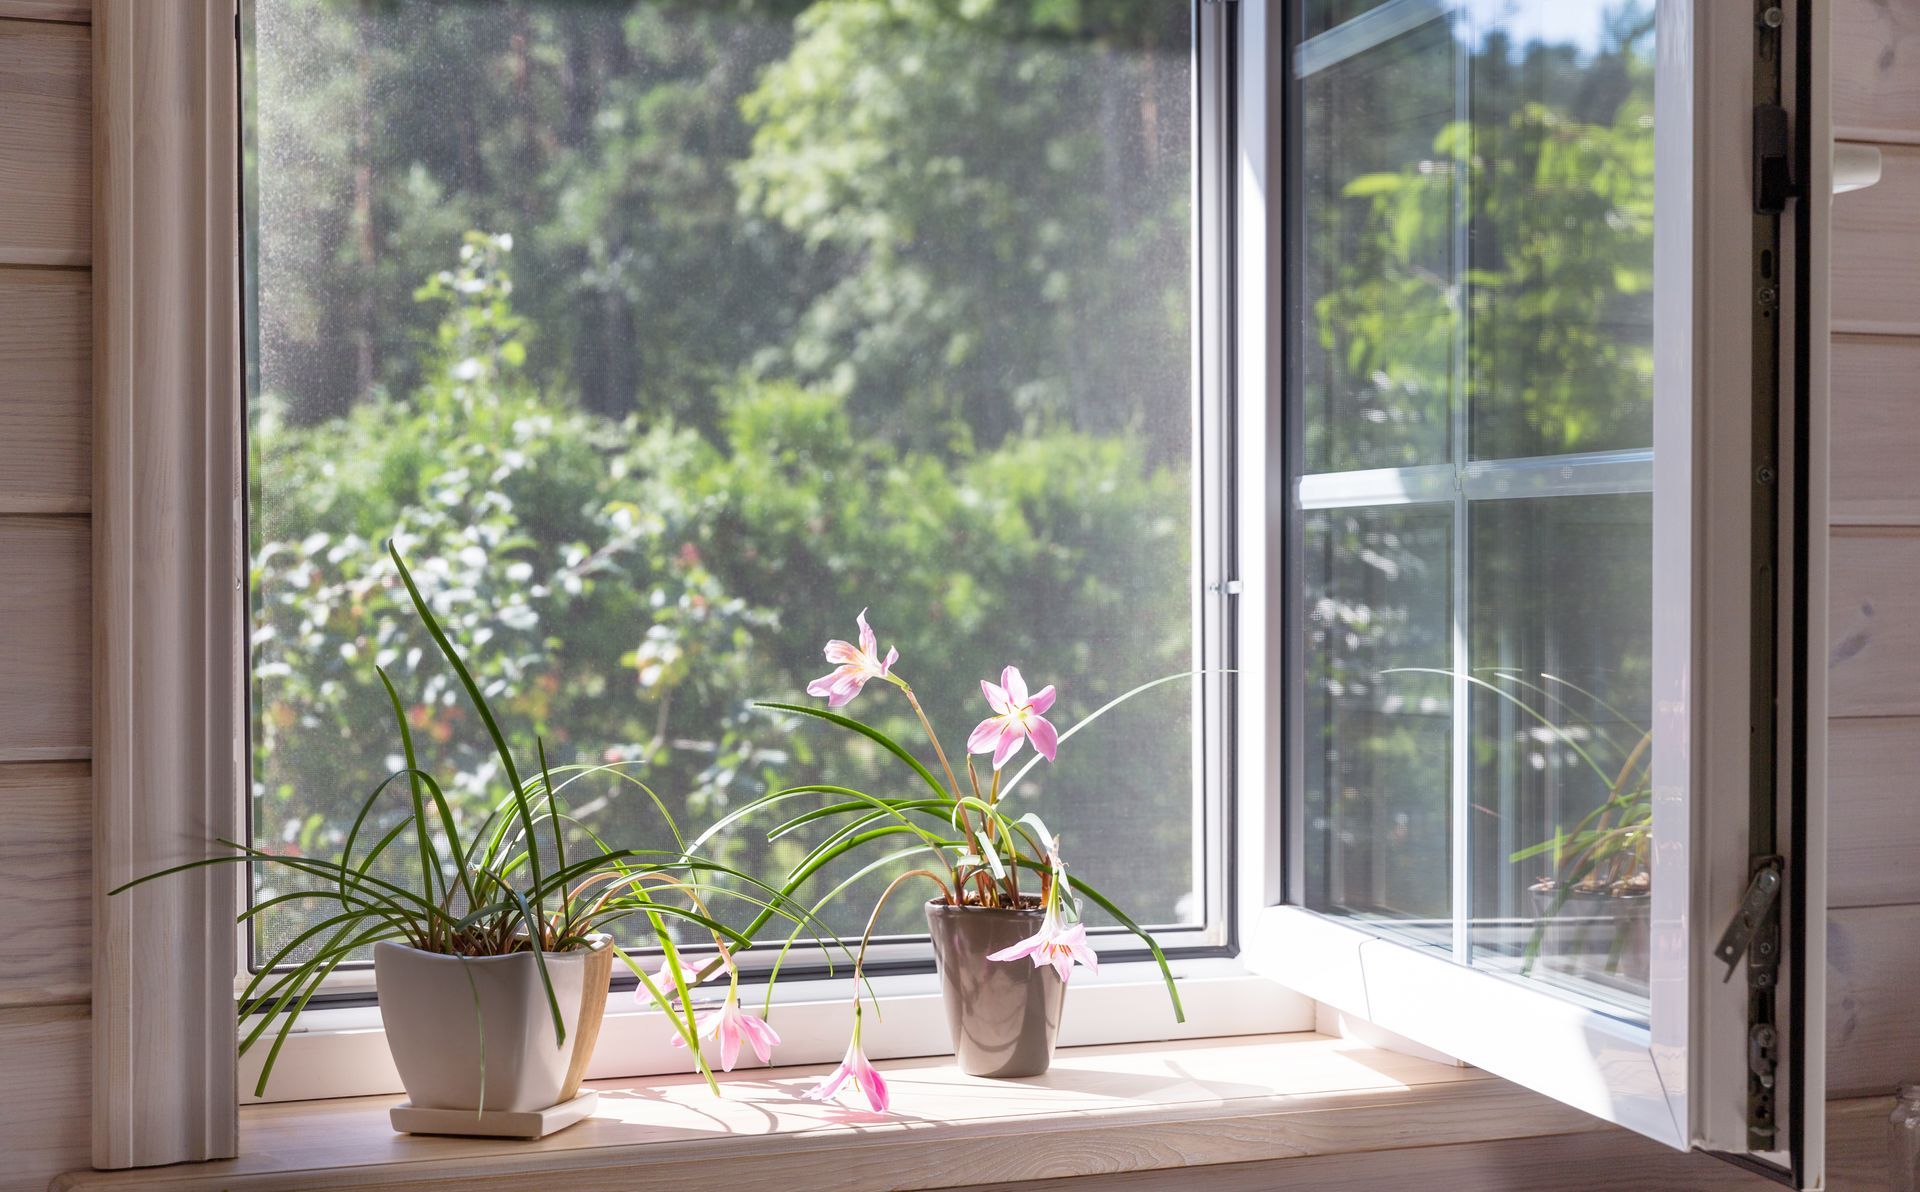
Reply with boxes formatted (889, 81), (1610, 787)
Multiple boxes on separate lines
(244, 0), (1203, 959)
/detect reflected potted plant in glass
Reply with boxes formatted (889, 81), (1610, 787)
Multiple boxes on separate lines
(113, 544), (814, 1135)
(1388, 667), (1652, 988)
(701, 611), (1187, 1105)
(1468, 670), (1652, 985)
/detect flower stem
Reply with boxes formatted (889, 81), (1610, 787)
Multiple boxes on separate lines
(854, 868), (954, 998)
(896, 680), (963, 804)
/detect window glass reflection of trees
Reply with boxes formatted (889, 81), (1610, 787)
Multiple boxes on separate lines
(244, 0), (1199, 958)
(1297, 3), (1656, 1008)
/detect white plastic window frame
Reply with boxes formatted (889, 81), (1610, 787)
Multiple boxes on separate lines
(236, 0), (1314, 1103)
(1230, 0), (1827, 1182)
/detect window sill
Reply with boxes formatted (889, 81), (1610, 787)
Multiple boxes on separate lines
(54, 1032), (1645, 1191)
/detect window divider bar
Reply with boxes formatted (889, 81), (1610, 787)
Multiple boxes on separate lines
(1293, 0), (1452, 80)
(1296, 449), (1655, 511)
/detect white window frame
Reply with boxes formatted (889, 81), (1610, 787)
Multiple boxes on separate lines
(1232, 0), (1827, 1184)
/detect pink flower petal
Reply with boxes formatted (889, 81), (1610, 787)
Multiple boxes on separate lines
(822, 639), (860, 665)
(1027, 684), (1057, 715)
(855, 1058), (891, 1113)
(980, 678), (1010, 715)
(856, 608), (877, 658)
(987, 930), (1044, 963)
(1001, 666), (1029, 708)
(968, 716), (1007, 754)
(1047, 947), (1075, 983)
(880, 646), (898, 676)
(718, 1013), (743, 1072)
(740, 1013), (782, 1064)
(992, 724), (1026, 769)
(1026, 713), (1059, 762)
(804, 1061), (851, 1103)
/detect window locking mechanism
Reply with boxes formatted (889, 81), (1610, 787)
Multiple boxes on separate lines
(1714, 857), (1783, 982)
(1753, 102), (1794, 214)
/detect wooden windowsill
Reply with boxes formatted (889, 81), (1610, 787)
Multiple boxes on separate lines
(46, 1032), (1665, 1191)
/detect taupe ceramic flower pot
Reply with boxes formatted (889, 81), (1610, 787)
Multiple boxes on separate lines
(926, 899), (1065, 1078)
(374, 933), (613, 1113)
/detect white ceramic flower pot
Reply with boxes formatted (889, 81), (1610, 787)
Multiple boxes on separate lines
(374, 934), (613, 1113)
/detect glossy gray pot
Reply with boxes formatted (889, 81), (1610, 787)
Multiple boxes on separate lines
(925, 899), (1065, 1078)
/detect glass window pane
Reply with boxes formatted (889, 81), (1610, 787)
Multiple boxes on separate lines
(244, 0), (1200, 963)
(1301, 505), (1453, 946)
(1291, 0), (1657, 1015)
(1466, 494), (1652, 1012)
(1463, 4), (1655, 460)
(1297, 8), (1456, 473)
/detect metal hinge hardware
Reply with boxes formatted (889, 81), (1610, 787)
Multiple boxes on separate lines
(1714, 857), (1784, 981)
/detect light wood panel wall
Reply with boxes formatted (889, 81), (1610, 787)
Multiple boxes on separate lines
(0, 17), (88, 266)
(1833, 143), (1920, 335)
(1834, 0), (1920, 143)
(1827, 0), (1920, 1117)
(0, 267), (89, 514)
(0, 4), (91, 1192)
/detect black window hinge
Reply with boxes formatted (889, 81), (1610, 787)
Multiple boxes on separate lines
(1714, 857), (1783, 980)
(1754, 103), (1795, 213)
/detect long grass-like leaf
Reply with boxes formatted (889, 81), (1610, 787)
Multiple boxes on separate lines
(753, 702), (948, 799)
(1071, 875), (1184, 1022)
(388, 542), (549, 929)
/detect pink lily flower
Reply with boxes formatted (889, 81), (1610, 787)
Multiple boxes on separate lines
(638, 953), (720, 1006)
(806, 609), (899, 708)
(803, 1030), (890, 1113)
(671, 987), (782, 1072)
(967, 665), (1059, 770)
(987, 909), (1100, 983)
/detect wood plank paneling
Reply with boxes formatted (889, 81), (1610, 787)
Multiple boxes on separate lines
(0, 763), (88, 1006)
(0, 516), (88, 760)
(1828, 904), (1920, 1098)
(1830, 528), (1920, 717)
(1836, 0), (1920, 142)
(0, 1), (89, 23)
(1829, 718), (1920, 909)
(0, 267), (88, 514)
(0, 1004), (89, 1192)
(0, 19), (88, 266)
(1835, 144), (1920, 335)
(1833, 334), (1920, 526)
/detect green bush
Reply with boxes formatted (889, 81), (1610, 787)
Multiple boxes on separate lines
(250, 234), (1196, 945)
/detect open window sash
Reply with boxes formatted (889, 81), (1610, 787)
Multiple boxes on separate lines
(1229, 1), (1828, 1185)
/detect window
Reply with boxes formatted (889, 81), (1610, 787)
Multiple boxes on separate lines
(218, 0), (1828, 1183)
(241, 0), (1224, 983)
(1290, 1), (1657, 1015)
(1234, 0), (1826, 1182)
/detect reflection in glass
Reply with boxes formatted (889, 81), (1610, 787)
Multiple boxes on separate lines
(1293, 0), (1655, 1015)
(243, 0), (1200, 960)
(1301, 506), (1453, 943)
(1467, 495), (1653, 1003)
(1298, 11), (1456, 473)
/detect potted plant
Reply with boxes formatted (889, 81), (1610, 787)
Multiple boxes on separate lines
(113, 544), (811, 1134)
(694, 610), (1188, 1107)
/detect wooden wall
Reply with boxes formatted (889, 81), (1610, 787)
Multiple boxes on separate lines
(1826, 0), (1920, 1103)
(0, 2), (92, 1190)
(0, 0), (1909, 1188)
